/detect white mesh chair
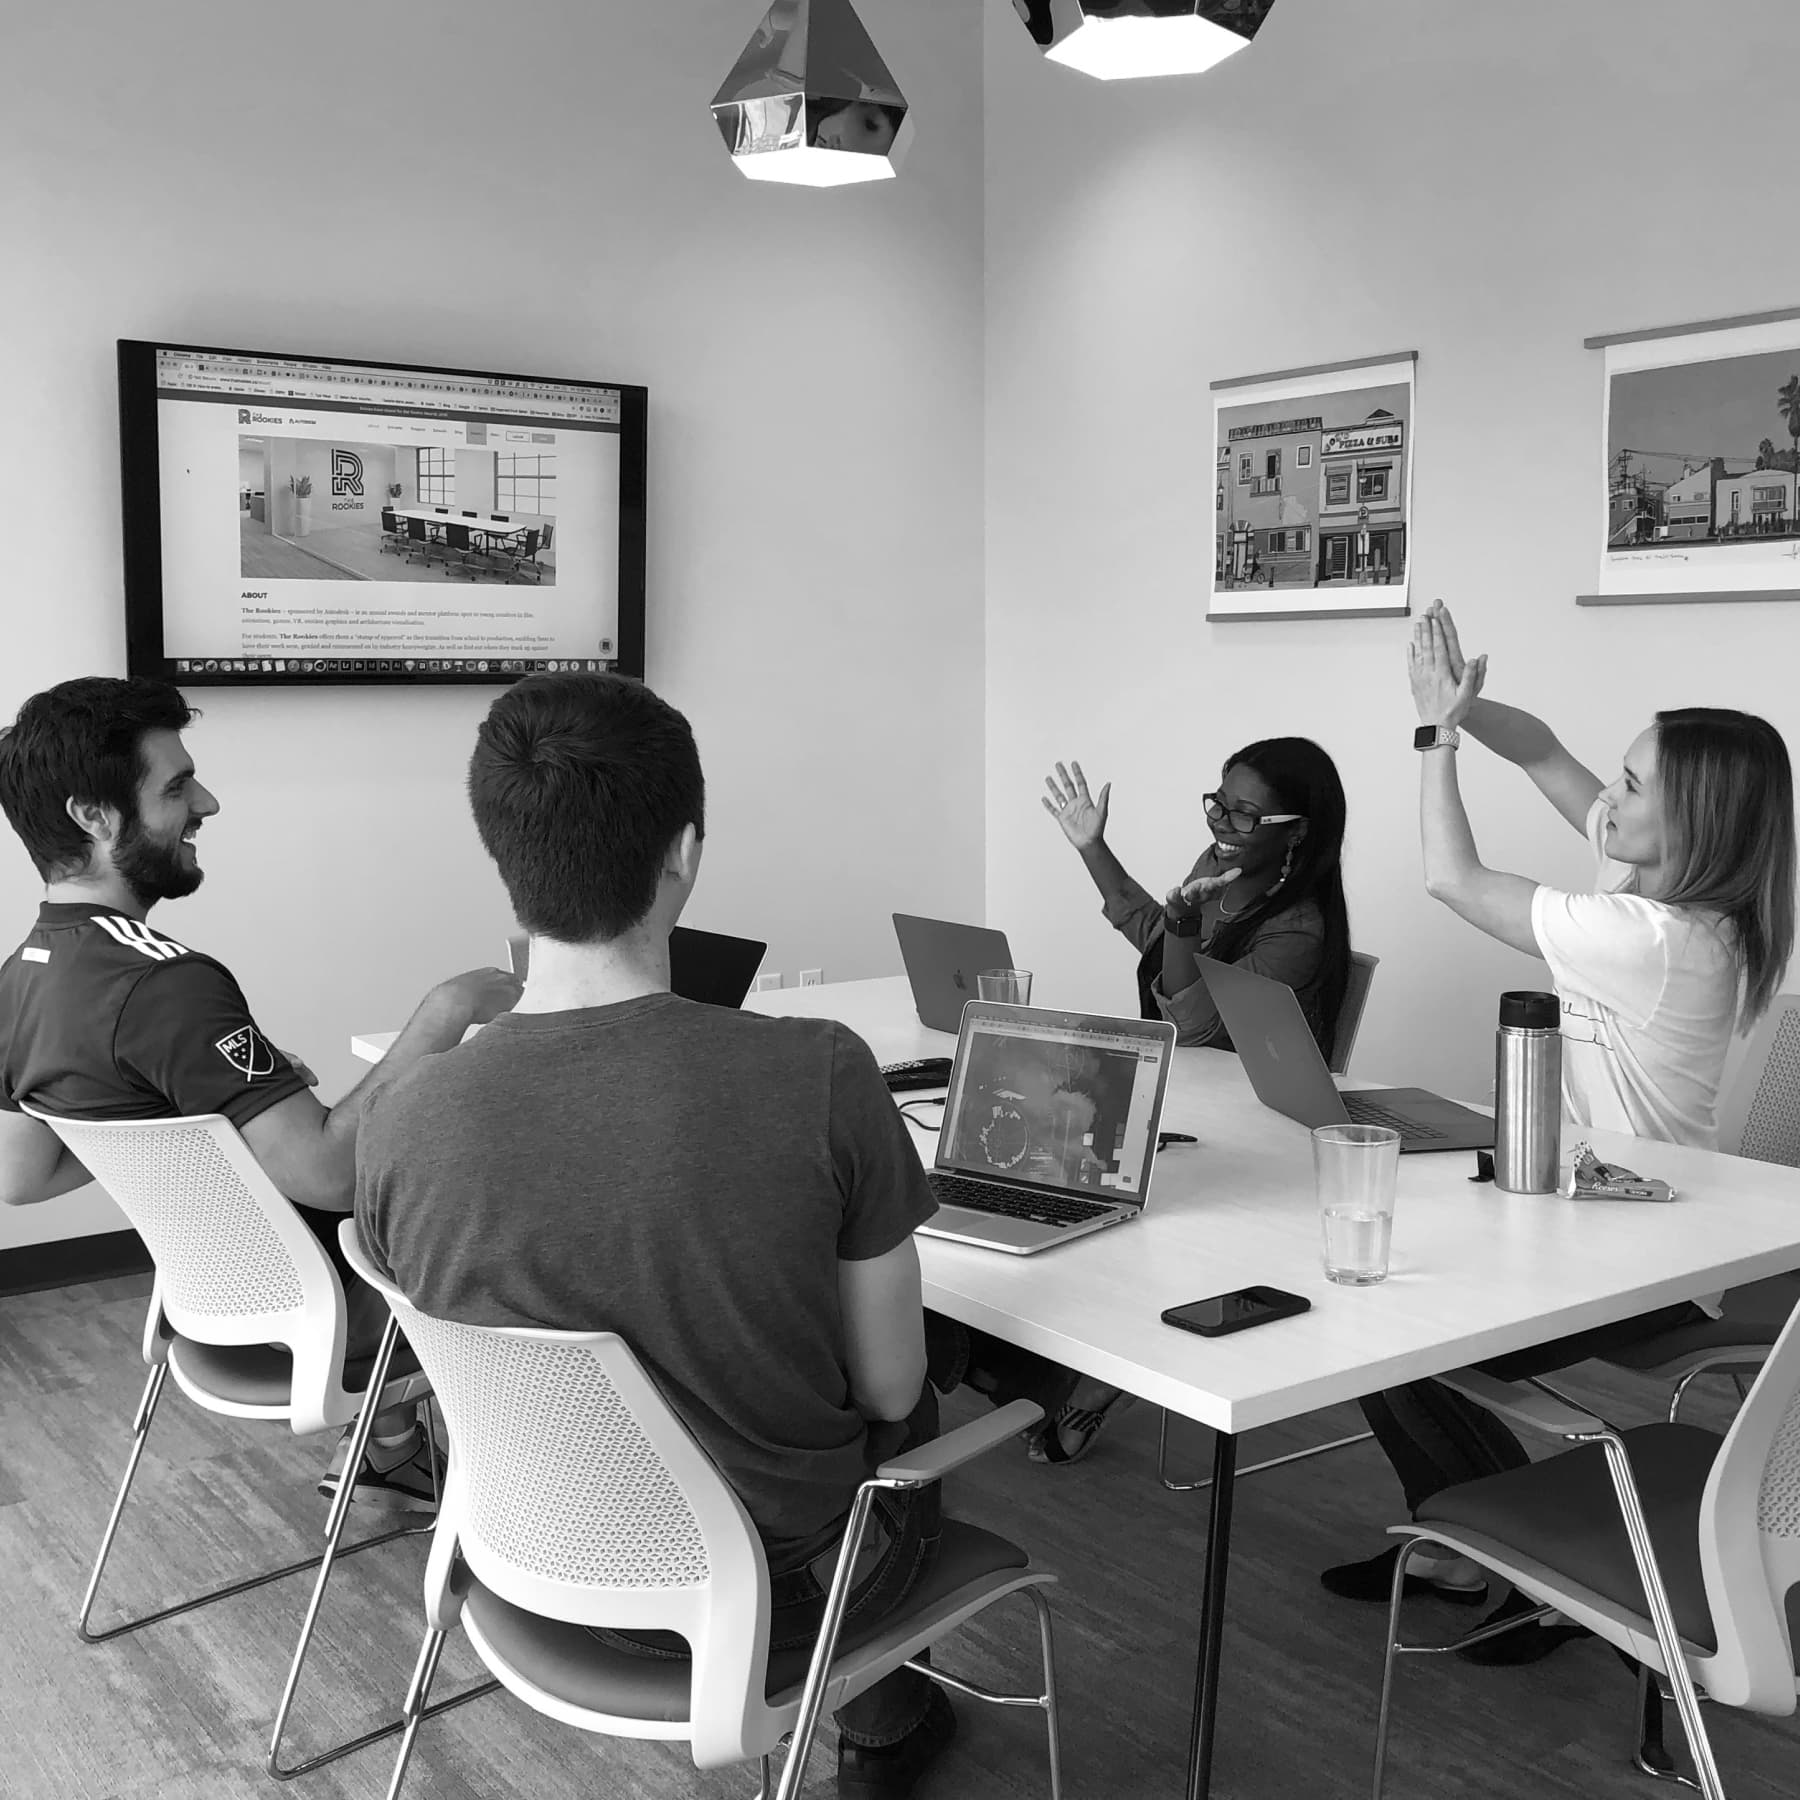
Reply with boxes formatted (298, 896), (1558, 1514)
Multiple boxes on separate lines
(1600, 995), (1800, 1419)
(23, 1105), (482, 1778)
(1158, 952), (1382, 1491)
(1372, 1303), (1800, 1799)
(1329, 950), (1380, 1076)
(337, 1228), (1063, 1800)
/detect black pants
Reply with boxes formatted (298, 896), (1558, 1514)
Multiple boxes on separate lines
(602, 1385), (944, 1748)
(1360, 1304), (1710, 1513)
(924, 1313), (1082, 1418)
(297, 1205), (391, 1361)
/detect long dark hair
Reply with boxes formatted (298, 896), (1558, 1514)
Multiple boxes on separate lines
(1651, 708), (1795, 1024)
(1210, 736), (1351, 1048)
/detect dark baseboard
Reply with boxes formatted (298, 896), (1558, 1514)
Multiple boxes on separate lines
(0, 1228), (152, 1298)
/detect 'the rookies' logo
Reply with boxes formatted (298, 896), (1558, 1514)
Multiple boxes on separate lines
(237, 408), (284, 425)
(330, 448), (364, 496)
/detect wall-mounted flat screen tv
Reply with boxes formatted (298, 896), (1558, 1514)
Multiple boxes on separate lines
(118, 339), (646, 685)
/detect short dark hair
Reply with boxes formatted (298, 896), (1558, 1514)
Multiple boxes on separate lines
(468, 673), (705, 943)
(0, 677), (196, 880)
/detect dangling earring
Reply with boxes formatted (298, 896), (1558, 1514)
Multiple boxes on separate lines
(1274, 843), (1296, 890)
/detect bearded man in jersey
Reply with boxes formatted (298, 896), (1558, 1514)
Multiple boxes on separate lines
(0, 676), (518, 1507)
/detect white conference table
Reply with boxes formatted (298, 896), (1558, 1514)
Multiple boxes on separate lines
(386, 508), (530, 549)
(353, 976), (1800, 1799)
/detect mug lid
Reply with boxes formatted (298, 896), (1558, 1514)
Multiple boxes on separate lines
(1499, 990), (1560, 1030)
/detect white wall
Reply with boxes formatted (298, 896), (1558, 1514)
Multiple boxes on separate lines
(0, 0), (985, 1249)
(983, 0), (1800, 1104)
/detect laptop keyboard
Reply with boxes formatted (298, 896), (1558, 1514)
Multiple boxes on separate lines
(928, 1171), (1118, 1227)
(1341, 1094), (1444, 1141)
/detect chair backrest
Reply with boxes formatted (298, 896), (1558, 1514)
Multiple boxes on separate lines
(23, 1106), (352, 1433)
(407, 517), (428, 542)
(539, 521), (555, 550)
(1698, 1293), (1800, 1711)
(1328, 951), (1379, 1076)
(448, 524), (472, 550)
(1717, 993), (1800, 1164)
(520, 528), (541, 557)
(380, 508), (397, 530)
(338, 1228), (773, 1765)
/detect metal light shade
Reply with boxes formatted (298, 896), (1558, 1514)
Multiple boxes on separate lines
(1013, 0), (1276, 81)
(712, 0), (913, 187)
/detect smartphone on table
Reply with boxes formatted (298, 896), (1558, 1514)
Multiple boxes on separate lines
(1161, 1287), (1311, 1337)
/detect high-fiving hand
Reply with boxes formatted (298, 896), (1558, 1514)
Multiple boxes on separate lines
(1042, 761), (1110, 852)
(1408, 598), (1486, 729)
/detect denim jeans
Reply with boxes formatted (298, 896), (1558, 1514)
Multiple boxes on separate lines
(925, 1312), (1081, 1418)
(600, 1384), (944, 1749)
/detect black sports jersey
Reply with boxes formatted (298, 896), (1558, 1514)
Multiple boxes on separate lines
(0, 902), (308, 1129)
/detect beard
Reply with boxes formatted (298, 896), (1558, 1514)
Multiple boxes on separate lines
(114, 815), (204, 907)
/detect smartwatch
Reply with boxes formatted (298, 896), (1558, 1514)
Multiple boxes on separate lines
(1165, 908), (1207, 938)
(1413, 725), (1461, 752)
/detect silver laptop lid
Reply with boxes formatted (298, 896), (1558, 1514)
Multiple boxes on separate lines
(935, 1003), (1177, 1208)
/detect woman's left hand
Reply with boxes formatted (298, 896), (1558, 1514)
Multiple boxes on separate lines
(1165, 869), (1241, 917)
(1408, 610), (1485, 728)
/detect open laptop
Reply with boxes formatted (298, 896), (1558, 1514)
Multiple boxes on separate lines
(1193, 955), (1494, 1154)
(505, 927), (768, 1009)
(916, 1002), (1177, 1255)
(892, 914), (1017, 1033)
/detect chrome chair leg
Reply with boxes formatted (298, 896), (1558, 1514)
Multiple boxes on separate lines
(77, 1362), (166, 1640)
(751, 1753), (772, 1799)
(1668, 1370), (1705, 1424)
(1030, 1582), (1064, 1800)
(267, 1318), (442, 1779)
(1587, 1433), (1726, 1800)
(383, 1627), (449, 1800)
(1633, 1658), (1703, 1789)
(1157, 1408), (1372, 1493)
(1370, 1531), (1420, 1800)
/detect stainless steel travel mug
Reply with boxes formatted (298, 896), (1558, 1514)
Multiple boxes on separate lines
(1494, 991), (1562, 1194)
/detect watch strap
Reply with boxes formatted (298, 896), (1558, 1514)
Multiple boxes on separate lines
(1414, 725), (1462, 751)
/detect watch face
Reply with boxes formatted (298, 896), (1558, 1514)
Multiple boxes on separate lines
(1413, 725), (1439, 749)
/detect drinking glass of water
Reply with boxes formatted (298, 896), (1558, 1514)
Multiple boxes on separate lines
(1313, 1123), (1402, 1284)
(977, 969), (1033, 1005)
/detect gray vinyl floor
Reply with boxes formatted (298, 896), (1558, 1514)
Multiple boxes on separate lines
(2, 1272), (1795, 1800)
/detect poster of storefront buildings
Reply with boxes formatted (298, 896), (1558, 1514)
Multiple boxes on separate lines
(1209, 355), (1415, 619)
(1588, 308), (1800, 604)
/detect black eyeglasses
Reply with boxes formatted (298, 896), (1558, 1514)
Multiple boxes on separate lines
(1202, 791), (1305, 835)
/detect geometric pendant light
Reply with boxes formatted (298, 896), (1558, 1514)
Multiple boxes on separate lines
(1012, 0), (1276, 82)
(711, 0), (913, 187)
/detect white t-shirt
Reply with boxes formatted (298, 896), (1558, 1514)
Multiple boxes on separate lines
(1529, 799), (1740, 1150)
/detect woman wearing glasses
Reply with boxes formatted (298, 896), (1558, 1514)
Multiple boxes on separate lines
(943, 738), (1352, 1466)
(1042, 736), (1352, 1053)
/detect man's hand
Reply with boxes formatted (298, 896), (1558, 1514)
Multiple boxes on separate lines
(1042, 760), (1110, 853)
(425, 967), (524, 1035)
(1409, 609), (1485, 729)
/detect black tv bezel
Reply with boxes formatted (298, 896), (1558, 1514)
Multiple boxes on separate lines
(117, 337), (647, 687)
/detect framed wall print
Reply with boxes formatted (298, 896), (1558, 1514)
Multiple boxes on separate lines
(1208, 350), (1416, 622)
(1583, 304), (1800, 606)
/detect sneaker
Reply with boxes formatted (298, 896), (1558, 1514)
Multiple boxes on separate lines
(1454, 1589), (1589, 1665)
(316, 1432), (441, 1514)
(837, 1684), (957, 1799)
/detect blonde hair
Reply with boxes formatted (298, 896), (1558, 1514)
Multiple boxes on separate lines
(1653, 708), (1796, 1023)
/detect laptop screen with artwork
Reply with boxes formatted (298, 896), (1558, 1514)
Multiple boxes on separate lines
(936, 1006), (1171, 1200)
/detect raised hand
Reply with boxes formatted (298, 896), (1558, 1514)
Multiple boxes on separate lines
(1408, 610), (1486, 729)
(1042, 760), (1110, 853)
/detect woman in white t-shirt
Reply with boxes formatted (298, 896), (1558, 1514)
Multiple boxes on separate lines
(1322, 599), (1796, 1660)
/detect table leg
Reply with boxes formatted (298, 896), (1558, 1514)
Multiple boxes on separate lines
(1185, 1428), (1237, 1800)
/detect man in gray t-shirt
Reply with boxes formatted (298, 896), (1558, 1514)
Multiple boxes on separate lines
(356, 672), (954, 1798)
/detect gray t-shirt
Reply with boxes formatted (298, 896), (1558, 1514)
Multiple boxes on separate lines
(355, 992), (937, 1546)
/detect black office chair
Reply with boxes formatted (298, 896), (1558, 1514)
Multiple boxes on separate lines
(403, 517), (431, 563)
(443, 523), (479, 577)
(379, 508), (407, 555)
(503, 527), (544, 583)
